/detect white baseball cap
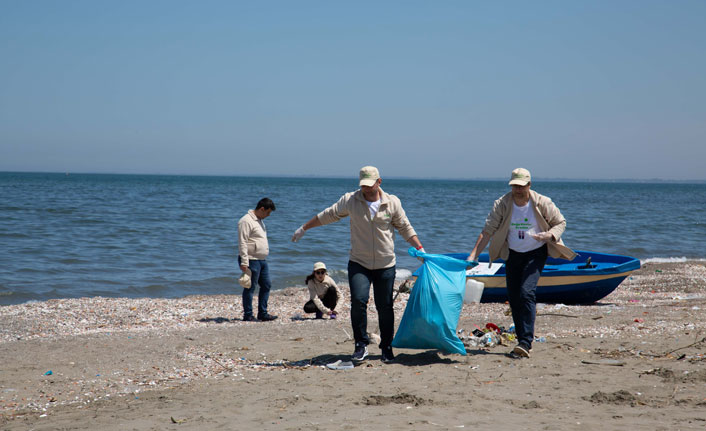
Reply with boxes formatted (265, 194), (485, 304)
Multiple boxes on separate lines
(359, 166), (380, 187)
(508, 168), (531, 186)
(238, 272), (251, 289)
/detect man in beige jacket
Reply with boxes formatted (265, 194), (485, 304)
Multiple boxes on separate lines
(292, 166), (424, 363)
(467, 168), (576, 358)
(238, 198), (278, 322)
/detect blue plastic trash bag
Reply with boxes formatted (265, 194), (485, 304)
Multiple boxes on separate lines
(391, 247), (470, 355)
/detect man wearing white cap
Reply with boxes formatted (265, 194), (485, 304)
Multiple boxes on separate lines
(291, 166), (424, 363)
(466, 168), (576, 358)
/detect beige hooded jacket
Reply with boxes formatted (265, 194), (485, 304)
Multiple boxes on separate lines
(307, 275), (340, 314)
(484, 190), (576, 262)
(316, 188), (417, 269)
(238, 209), (269, 267)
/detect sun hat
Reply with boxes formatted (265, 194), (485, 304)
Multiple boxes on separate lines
(359, 166), (380, 187)
(313, 262), (327, 272)
(508, 168), (531, 186)
(238, 271), (251, 289)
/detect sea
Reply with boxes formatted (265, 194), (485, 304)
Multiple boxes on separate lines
(1, 172), (705, 306)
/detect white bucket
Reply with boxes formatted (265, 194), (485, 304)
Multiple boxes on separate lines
(464, 279), (485, 304)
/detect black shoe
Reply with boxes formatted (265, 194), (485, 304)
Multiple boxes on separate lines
(511, 344), (531, 358)
(351, 343), (368, 362)
(257, 313), (278, 321)
(381, 346), (395, 363)
(243, 315), (259, 322)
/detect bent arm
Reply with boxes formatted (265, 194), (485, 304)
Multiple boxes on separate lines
(545, 207), (567, 242)
(468, 231), (491, 262)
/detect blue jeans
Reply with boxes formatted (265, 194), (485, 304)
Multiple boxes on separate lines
(239, 258), (271, 318)
(347, 260), (396, 348)
(505, 245), (548, 350)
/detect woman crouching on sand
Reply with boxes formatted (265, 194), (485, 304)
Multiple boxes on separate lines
(304, 262), (340, 319)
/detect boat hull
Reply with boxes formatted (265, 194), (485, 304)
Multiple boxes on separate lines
(414, 250), (641, 304)
(473, 271), (636, 304)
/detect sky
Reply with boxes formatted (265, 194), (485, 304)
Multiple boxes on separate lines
(1, 1), (705, 181)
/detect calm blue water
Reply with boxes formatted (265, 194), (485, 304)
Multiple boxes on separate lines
(1, 172), (705, 305)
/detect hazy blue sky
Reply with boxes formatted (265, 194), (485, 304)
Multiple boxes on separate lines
(1, 1), (704, 180)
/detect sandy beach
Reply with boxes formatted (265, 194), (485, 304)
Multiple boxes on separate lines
(1, 261), (705, 430)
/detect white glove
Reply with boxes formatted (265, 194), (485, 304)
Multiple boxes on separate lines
(531, 231), (554, 242)
(416, 247), (425, 262)
(465, 257), (479, 268)
(291, 225), (306, 242)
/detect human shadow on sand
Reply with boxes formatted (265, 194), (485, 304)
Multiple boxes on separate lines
(197, 317), (237, 323)
(310, 349), (507, 367)
(390, 349), (510, 365)
(302, 352), (455, 368)
(465, 348), (511, 357)
(381, 350), (462, 366)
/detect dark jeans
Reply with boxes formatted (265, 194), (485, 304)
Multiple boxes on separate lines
(303, 286), (339, 313)
(347, 260), (396, 349)
(239, 257), (271, 318)
(505, 244), (548, 350)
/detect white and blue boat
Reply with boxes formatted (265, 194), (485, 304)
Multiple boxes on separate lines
(413, 251), (640, 304)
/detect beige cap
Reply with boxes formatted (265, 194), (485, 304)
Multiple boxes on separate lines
(359, 166), (380, 187)
(508, 168), (531, 186)
(313, 262), (327, 272)
(238, 271), (251, 289)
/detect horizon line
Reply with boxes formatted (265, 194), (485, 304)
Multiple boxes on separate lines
(1, 170), (705, 184)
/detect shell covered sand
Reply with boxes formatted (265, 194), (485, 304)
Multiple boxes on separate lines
(3, 262), (704, 343)
(1, 261), (705, 429)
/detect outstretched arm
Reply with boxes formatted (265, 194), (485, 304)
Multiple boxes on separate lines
(291, 215), (322, 242)
(302, 215), (322, 231)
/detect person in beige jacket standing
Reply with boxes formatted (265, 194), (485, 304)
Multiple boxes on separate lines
(291, 166), (424, 363)
(467, 168), (576, 358)
(238, 198), (278, 322)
